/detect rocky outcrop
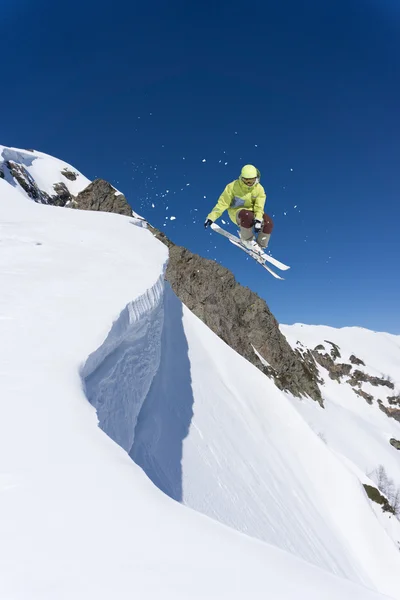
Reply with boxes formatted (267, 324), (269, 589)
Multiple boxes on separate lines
(363, 484), (395, 514)
(2, 159), (75, 207)
(390, 438), (400, 451)
(52, 182), (73, 207)
(61, 168), (78, 181)
(311, 349), (352, 381)
(6, 160), (45, 202)
(353, 388), (374, 404)
(378, 401), (400, 423)
(388, 394), (400, 406)
(348, 370), (395, 390)
(74, 179), (132, 216)
(150, 228), (322, 403)
(325, 340), (341, 360)
(349, 354), (365, 366)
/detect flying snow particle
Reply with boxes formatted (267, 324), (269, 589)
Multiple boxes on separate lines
(186, 183), (190, 186)
(224, 162), (228, 165)
(255, 144), (258, 147)
(294, 205), (297, 208)
(290, 168), (293, 171)
(194, 208), (198, 211)
(151, 203), (155, 208)
(202, 159), (206, 162)
(203, 195), (206, 199)
(170, 216), (176, 221)
(284, 212), (287, 216)
(221, 220), (226, 225)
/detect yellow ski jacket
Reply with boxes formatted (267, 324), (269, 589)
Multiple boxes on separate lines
(207, 171), (266, 224)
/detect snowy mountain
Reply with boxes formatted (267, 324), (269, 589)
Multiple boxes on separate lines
(1, 145), (400, 600)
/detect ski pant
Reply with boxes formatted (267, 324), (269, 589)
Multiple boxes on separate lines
(236, 210), (274, 248)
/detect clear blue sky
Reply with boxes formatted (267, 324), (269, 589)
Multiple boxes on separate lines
(2, 0), (399, 333)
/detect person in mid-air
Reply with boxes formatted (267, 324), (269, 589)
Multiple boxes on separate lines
(204, 164), (274, 249)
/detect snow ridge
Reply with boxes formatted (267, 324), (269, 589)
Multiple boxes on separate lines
(82, 272), (165, 454)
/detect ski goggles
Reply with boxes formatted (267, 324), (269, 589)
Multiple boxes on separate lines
(241, 177), (258, 186)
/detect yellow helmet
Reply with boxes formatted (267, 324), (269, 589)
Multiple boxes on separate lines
(240, 164), (258, 179)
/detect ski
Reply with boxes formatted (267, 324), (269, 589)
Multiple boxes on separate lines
(210, 223), (290, 272)
(210, 223), (285, 280)
(228, 237), (284, 279)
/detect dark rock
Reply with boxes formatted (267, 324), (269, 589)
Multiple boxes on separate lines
(378, 400), (400, 423)
(353, 388), (374, 404)
(314, 344), (325, 352)
(349, 354), (365, 366)
(61, 168), (78, 181)
(311, 349), (352, 381)
(390, 438), (400, 451)
(324, 340), (341, 360)
(348, 370), (395, 389)
(74, 179), (132, 216)
(52, 182), (73, 207)
(388, 394), (400, 406)
(363, 484), (395, 514)
(0, 168), (4, 179)
(148, 227), (322, 404)
(6, 160), (46, 202)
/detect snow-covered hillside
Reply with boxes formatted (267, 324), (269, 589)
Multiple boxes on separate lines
(281, 324), (400, 550)
(1, 146), (400, 599)
(0, 145), (90, 201)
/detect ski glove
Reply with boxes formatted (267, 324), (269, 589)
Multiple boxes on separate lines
(254, 219), (263, 233)
(204, 218), (213, 229)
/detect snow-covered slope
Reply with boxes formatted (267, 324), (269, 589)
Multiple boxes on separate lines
(0, 145), (90, 201)
(281, 324), (400, 550)
(1, 146), (400, 599)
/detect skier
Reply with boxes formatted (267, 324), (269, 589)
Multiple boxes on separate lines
(204, 164), (274, 249)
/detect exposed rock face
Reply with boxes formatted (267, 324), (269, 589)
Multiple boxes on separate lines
(150, 229), (322, 403)
(388, 394), (400, 406)
(52, 182), (73, 207)
(363, 484), (395, 514)
(74, 179), (132, 216)
(390, 438), (400, 451)
(61, 168), (78, 181)
(349, 354), (365, 366)
(378, 401), (400, 423)
(311, 349), (352, 381)
(353, 388), (374, 404)
(6, 160), (44, 202)
(324, 340), (341, 360)
(348, 370), (394, 390)
(1, 159), (75, 207)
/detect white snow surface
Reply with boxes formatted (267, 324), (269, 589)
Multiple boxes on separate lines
(1, 148), (400, 599)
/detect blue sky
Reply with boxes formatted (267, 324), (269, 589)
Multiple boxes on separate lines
(2, 0), (399, 333)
